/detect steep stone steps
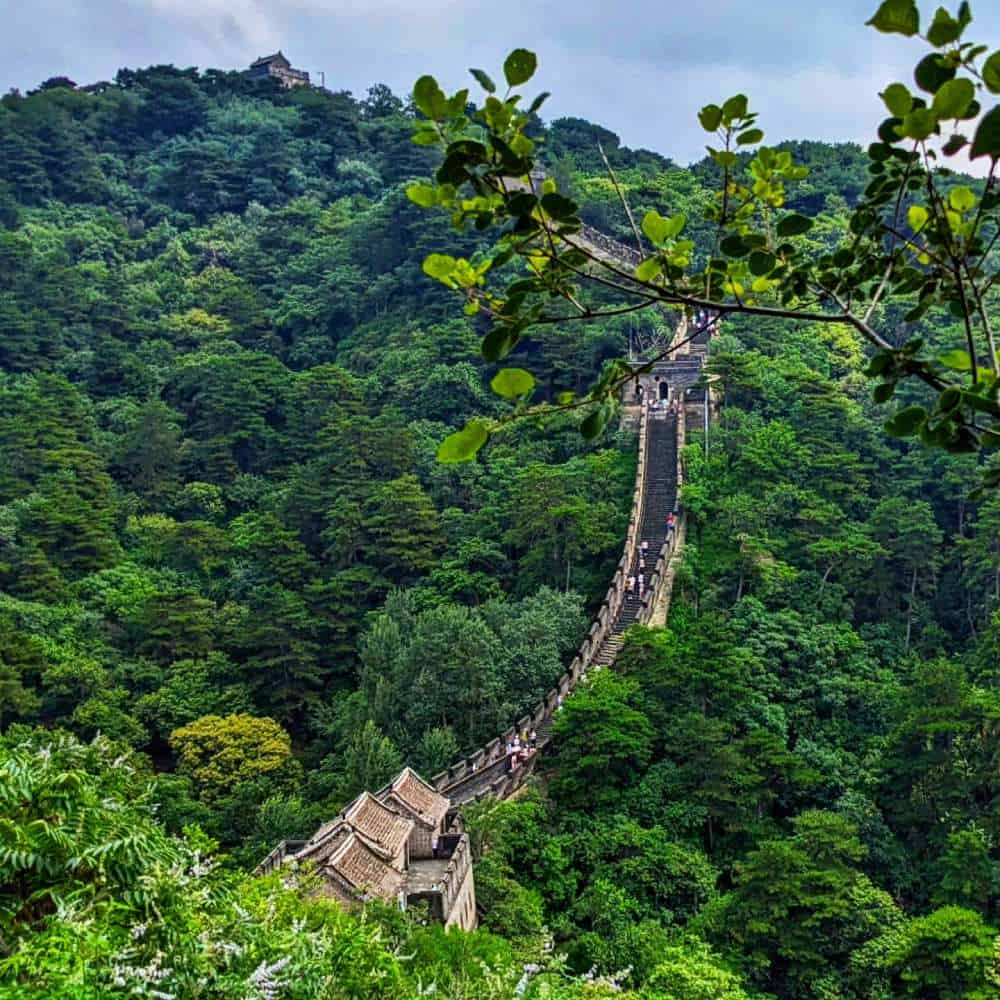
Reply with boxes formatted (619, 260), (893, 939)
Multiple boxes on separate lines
(441, 407), (684, 805)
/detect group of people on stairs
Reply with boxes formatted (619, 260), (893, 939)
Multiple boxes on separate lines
(505, 728), (538, 773)
(626, 512), (675, 599)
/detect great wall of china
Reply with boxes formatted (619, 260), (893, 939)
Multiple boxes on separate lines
(432, 221), (709, 805)
(260, 220), (714, 928)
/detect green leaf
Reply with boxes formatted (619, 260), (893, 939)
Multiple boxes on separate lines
(938, 348), (973, 370)
(873, 382), (896, 403)
(710, 149), (738, 168)
(503, 49), (537, 87)
(422, 253), (457, 283)
(580, 408), (608, 440)
(490, 367), (536, 399)
(748, 250), (776, 276)
(865, 351), (894, 376)
(698, 104), (723, 131)
(528, 91), (551, 114)
(736, 128), (764, 145)
(984, 52), (1000, 95)
(881, 83), (913, 116)
(926, 6), (962, 46)
(941, 134), (968, 155)
(907, 204), (929, 230)
(966, 393), (1000, 416)
(938, 387), (962, 412)
(948, 185), (976, 212)
(406, 183), (437, 208)
(412, 128), (439, 146)
(635, 257), (662, 282)
(932, 78), (974, 118)
(878, 117), (904, 143)
(510, 133), (535, 156)
(721, 235), (749, 257)
(914, 53), (956, 93)
(507, 192), (537, 216)
(897, 107), (938, 140)
(971, 105), (1000, 160)
(540, 192), (578, 220)
(776, 213), (813, 237)
(867, 0), (919, 36)
(438, 420), (489, 463)
(642, 210), (670, 244)
(722, 94), (749, 120)
(447, 89), (469, 116)
(482, 327), (517, 362)
(469, 68), (496, 93)
(413, 75), (448, 119)
(665, 213), (686, 238)
(641, 210), (685, 245)
(885, 404), (927, 437)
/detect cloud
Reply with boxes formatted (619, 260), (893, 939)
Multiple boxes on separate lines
(2, 0), (997, 171)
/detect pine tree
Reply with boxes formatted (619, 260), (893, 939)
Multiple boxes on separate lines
(365, 474), (442, 579)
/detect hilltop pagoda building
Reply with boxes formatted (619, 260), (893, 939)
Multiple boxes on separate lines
(246, 52), (310, 88)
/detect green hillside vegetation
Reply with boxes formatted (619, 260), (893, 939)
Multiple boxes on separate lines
(2, 11), (1000, 995)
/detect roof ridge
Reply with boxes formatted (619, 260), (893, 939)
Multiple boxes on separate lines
(325, 830), (405, 896)
(393, 765), (436, 792)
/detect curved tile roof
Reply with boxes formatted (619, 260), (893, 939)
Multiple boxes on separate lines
(344, 791), (413, 860)
(380, 766), (449, 828)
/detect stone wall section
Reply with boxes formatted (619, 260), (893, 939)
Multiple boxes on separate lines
(433, 407), (653, 803)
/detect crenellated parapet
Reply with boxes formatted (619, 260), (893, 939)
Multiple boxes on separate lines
(433, 405), (656, 804)
(438, 369), (697, 805)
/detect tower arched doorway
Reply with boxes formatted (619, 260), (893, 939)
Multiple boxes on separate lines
(658, 381), (670, 401)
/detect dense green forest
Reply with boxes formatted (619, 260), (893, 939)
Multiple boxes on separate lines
(1, 61), (999, 998)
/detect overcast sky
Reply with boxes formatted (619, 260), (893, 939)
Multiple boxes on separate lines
(3, 1), (998, 167)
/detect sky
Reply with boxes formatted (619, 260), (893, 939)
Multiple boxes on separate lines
(2, 0), (998, 167)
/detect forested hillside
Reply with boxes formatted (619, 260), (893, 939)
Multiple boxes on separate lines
(2, 63), (999, 998)
(0, 67), (639, 841)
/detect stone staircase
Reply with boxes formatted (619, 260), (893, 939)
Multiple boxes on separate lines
(533, 412), (679, 753)
(574, 412), (678, 675)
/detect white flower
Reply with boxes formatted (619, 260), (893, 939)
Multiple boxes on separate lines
(189, 855), (214, 878)
(249, 956), (291, 1000)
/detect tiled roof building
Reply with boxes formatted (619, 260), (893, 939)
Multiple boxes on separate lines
(320, 831), (407, 904)
(259, 768), (475, 930)
(344, 792), (413, 864)
(377, 767), (450, 858)
(245, 51), (310, 88)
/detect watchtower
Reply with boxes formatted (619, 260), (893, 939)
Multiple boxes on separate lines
(246, 52), (310, 88)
